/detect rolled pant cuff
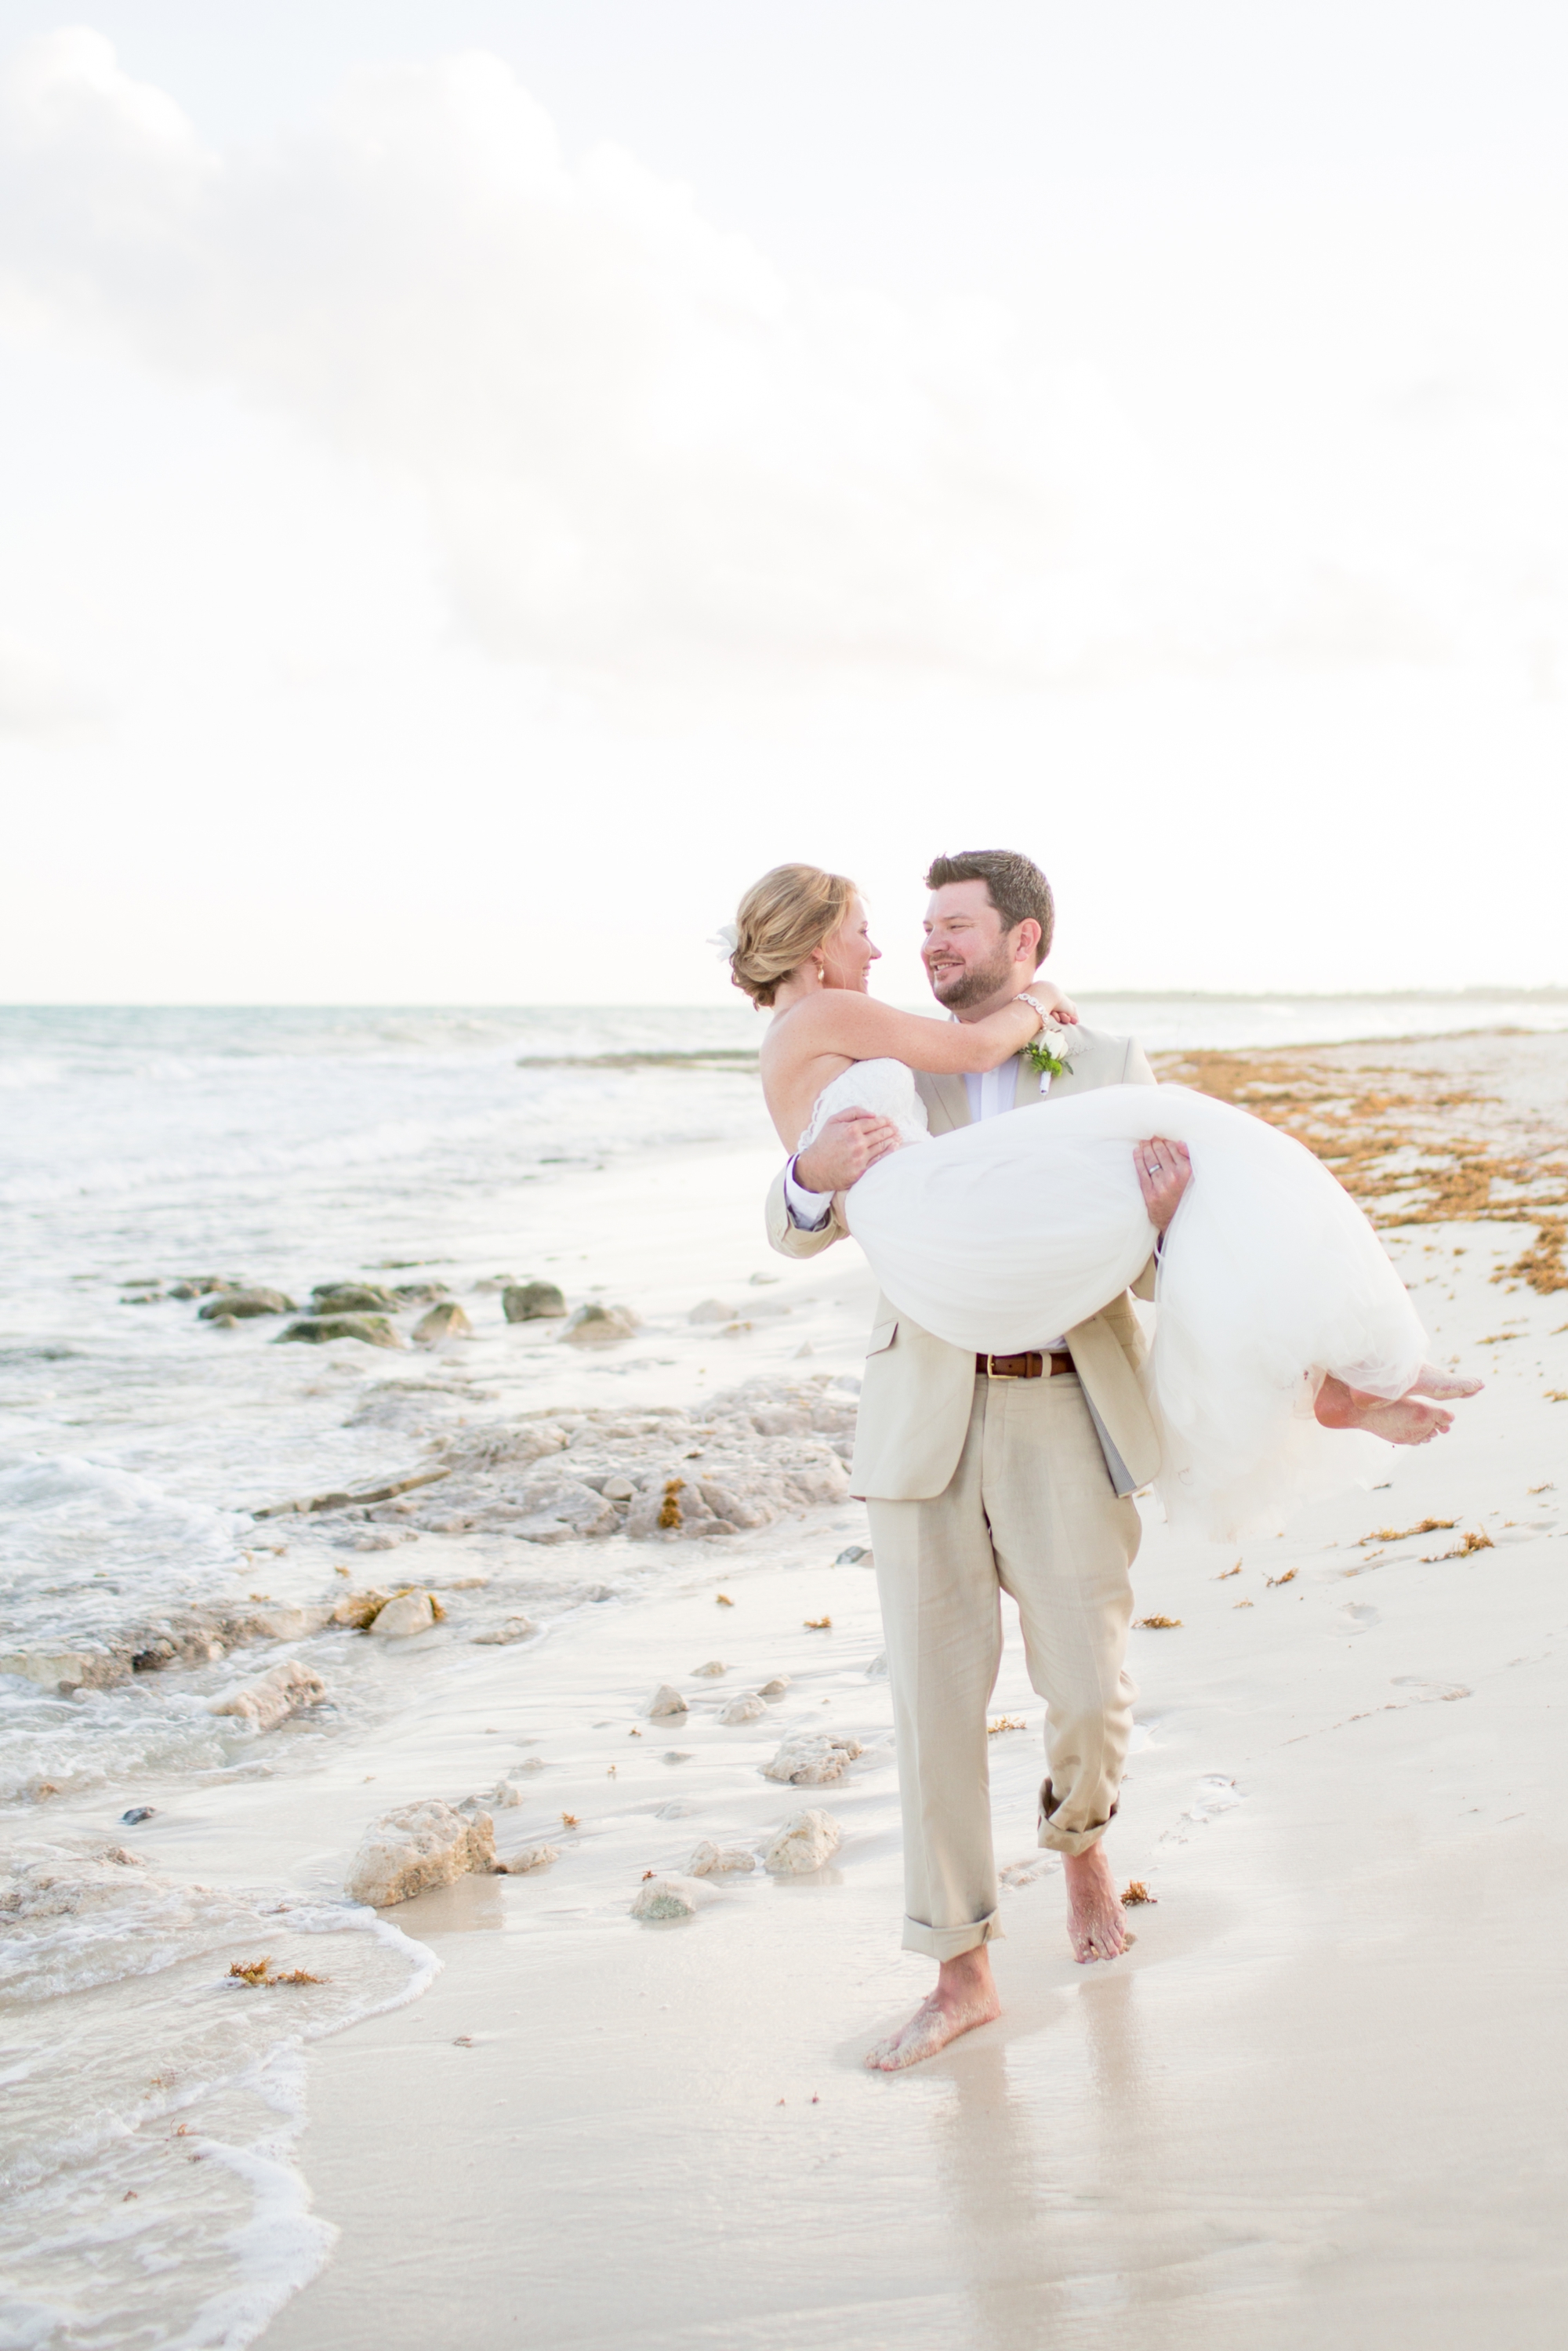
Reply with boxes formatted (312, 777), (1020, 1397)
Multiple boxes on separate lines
(1037, 1818), (1109, 1859)
(901, 1910), (1004, 1960)
(1038, 1778), (1117, 1859)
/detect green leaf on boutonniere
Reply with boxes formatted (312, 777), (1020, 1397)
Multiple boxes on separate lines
(1024, 1034), (1073, 1079)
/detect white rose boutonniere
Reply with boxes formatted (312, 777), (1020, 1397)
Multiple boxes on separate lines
(1022, 1022), (1074, 1082)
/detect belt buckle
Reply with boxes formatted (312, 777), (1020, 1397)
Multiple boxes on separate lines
(985, 1354), (1021, 1380)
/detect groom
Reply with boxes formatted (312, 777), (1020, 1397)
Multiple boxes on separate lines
(764, 848), (1190, 2070)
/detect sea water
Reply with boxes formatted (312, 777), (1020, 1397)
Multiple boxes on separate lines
(2, 991), (1564, 2346)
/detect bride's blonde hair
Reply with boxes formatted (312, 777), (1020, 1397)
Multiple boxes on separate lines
(729, 864), (857, 1007)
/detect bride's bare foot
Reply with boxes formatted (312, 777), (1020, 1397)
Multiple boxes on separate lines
(1407, 1361), (1484, 1401)
(1063, 1841), (1128, 1964)
(1316, 1374), (1454, 1446)
(864, 1946), (1000, 2072)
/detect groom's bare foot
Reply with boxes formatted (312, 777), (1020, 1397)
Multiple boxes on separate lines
(1408, 1361), (1484, 1401)
(1316, 1375), (1454, 1446)
(864, 1946), (1000, 2072)
(1063, 1841), (1127, 1964)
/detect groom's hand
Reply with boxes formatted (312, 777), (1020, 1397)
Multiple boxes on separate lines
(795, 1110), (901, 1194)
(1134, 1137), (1191, 1232)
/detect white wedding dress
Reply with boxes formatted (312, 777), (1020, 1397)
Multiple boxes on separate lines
(801, 1060), (1428, 1540)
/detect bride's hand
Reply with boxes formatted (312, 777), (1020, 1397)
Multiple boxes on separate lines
(795, 1109), (901, 1193)
(1033, 980), (1079, 1025)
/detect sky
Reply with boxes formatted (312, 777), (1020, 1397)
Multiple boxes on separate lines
(2, 0), (1566, 1006)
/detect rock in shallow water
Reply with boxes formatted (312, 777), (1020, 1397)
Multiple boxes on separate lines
(763, 1732), (862, 1786)
(391, 1373), (858, 1547)
(691, 1660), (728, 1678)
(647, 1683), (688, 1718)
(561, 1303), (639, 1346)
(500, 1478), (620, 1543)
(346, 1798), (495, 1907)
(198, 1286), (296, 1320)
(310, 1282), (398, 1314)
(277, 1314), (404, 1349)
(0, 1645), (132, 1695)
(764, 1809), (842, 1873)
(503, 1281), (568, 1322)
(413, 1301), (472, 1348)
(718, 1693), (767, 1725)
(469, 1616), (538, 1645)
(207, 1659), (327, 1732)
(367, 1590), (441, 1639)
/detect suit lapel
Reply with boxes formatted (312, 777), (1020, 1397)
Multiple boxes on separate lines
(1010, 1052), (1039, 1109)
(916, 1068), (971, 1134)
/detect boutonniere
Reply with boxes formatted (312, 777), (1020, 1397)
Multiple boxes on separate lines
(1023, 1024), (1074, 1080)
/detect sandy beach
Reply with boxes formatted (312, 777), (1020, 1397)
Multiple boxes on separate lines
(5, 1015), (1568, 2349)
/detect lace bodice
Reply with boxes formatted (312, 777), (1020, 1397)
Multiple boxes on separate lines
(798, 1058), (931, 1153)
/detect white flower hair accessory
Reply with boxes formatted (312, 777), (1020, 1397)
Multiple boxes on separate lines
(708, 922), (739, 963)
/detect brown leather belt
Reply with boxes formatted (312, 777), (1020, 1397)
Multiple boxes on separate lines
(975, 1351), (1074, 1379)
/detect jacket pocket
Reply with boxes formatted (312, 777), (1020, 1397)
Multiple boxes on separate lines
(864, 1318), (898, 1359)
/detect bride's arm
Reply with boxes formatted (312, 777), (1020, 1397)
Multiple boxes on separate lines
(782, 989), (1044, 1075)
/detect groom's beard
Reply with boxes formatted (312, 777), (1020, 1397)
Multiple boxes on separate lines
(926, 945), (1020, 1013)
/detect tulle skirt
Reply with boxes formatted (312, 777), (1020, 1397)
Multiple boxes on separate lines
(843, 1083), (1427, 1539)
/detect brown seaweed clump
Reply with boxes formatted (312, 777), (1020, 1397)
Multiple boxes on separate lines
(227, 1957), (327, 1986)
(1153, 1034), (1568, 1289)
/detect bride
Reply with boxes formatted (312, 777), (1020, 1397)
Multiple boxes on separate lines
(734, 863), (1479, 1539)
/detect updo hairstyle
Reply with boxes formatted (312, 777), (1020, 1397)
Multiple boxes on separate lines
(729, 864), (857, 1008)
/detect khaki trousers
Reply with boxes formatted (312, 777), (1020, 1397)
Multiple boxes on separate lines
(867, 1371), (1142, 1960)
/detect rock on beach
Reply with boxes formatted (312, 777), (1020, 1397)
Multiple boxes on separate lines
(686, 1841), (756, 1876)
(764, 1809), (842, 1873)
(763, 1732), (863, 1785)
(631, 1874), (711, 1920)
(718, 1693), (767, 1725)
(346, 1798), (495, 1907)
(648, 1683), (688, 1718)
(207, 1659), (327, 1732)
(498, 1843), (558, 1874)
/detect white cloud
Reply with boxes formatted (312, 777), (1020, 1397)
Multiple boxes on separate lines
(7, 28), (1539, 709)
(0, 32), (1116, 694)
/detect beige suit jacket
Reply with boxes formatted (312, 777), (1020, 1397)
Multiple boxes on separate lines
(763, 1024), (1162, 1503)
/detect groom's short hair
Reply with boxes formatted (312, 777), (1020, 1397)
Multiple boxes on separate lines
(924, 850), (1054, 965)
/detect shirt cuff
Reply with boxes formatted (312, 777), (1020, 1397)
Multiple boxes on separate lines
(784, 1157), (833, 1230)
